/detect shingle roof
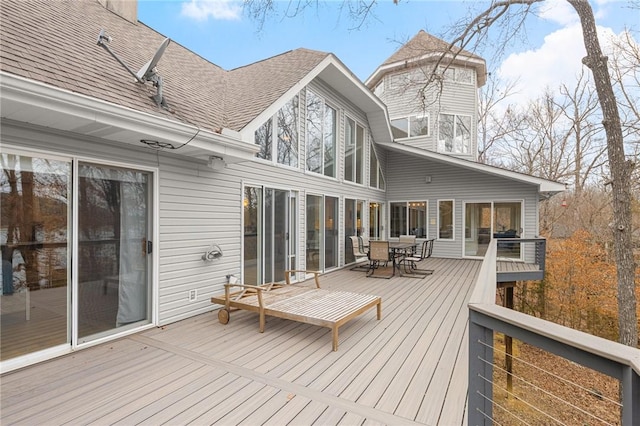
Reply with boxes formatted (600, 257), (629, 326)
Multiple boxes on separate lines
(0, 0), (328, 133)
(226, 48), (329, 131)
(381, 30), (482, 67)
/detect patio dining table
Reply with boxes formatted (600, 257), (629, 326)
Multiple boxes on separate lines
(386, 241), (418, 277)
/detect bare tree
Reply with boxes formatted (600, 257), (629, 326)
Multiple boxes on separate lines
(477, 74), (524, 164)
(430, 0), (637, 347)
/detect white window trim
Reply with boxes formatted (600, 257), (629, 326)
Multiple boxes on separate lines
(437, 199), (455, 241)
(437, 113), (472, 155)
(305, 89), (339, 179)
(390, 114), (430, 139)
(343, 114), (366, 186)
(388, 200), (429, 238)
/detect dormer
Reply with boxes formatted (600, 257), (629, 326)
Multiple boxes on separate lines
(366, 30), (487, 162)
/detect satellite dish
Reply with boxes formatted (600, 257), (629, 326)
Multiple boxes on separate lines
(97, 30), (171, 108)
(136, 38), (170, 82)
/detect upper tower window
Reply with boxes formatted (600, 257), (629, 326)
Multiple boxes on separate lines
(390, 115), (429, 139)
(438, 114), (471, 154)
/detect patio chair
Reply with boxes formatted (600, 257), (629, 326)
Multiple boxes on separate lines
(367, 240), (393, 279)
(359, 235), (370, 251)
(349, 236), (369, 271)
(400, 238), (435, 276)
(398, 234), (417, 255)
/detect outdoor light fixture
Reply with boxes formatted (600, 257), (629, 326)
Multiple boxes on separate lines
(425, 175), (432, 184)
(207, 156), (226, 171)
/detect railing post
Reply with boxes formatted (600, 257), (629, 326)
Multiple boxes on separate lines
(621, 365), (639, 425)
(535, 238), (546, 272)
(469, 310), (494, 425)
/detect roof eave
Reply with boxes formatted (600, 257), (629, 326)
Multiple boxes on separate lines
(240, 55), (394, 145)
(0, 72), (259, 163)
(377, 141), (566, 194)
(365, 52), (487, 88)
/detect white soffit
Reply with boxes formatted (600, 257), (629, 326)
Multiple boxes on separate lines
(378, 141), (566, 194)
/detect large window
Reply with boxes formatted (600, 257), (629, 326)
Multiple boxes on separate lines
(254, 95), (299, 167)
(438, 199), (454, 240)
(369, 145), (385, 190)
(306, 194), (338, 271)
(390, 201), (427, 238)
(306, 90), (336, 177)
(438, 114), (471, 154)
(344, 117), (364, 184)
(390, 115), (429, 139)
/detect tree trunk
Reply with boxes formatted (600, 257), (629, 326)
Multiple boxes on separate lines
(567, 0), (637, 347)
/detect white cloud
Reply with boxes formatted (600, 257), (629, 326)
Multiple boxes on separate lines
(496, 24), (620, 109)
(181, 0), (242, 21)
(497, 24), (585, 106)
(538, 0), (579, 26)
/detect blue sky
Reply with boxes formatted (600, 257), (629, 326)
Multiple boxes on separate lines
(138, 0), (638, 103)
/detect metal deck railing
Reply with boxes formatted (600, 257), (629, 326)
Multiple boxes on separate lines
(468, 239), (640, 425)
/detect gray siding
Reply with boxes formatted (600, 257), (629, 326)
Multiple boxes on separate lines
(0, 74), (389, 327)
(383, 151), (539, 260)
(381, 67), (478, 160)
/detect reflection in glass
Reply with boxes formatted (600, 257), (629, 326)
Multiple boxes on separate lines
(439, 200), (454, 239)
(306, 195), (321, 270)
(277, 96), (298, 167)
(1, 153), (70, 360)
(243, 187), (261, 285)
(77, 163), (150, 342)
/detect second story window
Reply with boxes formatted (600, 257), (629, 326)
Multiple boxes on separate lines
(344, 117), (364, 184)
(255, 95), (299, 167)
(369, 145), (385, 190)
(438, 114), (471, 154)
(439, 66), (475, 85)
(390, 115), (429, 139)
(306, 90), (336, 177)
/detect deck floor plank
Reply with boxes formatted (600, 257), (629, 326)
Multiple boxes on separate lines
(1, 257), (487, 426)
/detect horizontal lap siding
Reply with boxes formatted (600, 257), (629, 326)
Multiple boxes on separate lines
(382, 68), (479, 159)
(384, 151), (539, 259)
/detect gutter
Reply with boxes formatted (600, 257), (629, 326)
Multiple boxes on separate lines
(0, 72), (259, 163)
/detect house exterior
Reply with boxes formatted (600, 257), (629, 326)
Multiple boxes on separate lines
(0, 0), (564, 372)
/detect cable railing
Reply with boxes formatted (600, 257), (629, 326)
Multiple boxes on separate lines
(468, 239), (640, 425)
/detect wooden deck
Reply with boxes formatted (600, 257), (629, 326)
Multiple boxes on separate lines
(1, 257), (483, 425)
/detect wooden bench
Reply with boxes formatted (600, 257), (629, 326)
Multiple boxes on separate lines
(210, 270), (382, 351)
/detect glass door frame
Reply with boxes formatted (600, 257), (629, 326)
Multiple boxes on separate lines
(462, 199), (524, 260)
(369, 200), (385, 241)
(0, 145), (158, 371)
(72, 156), (158, 350)
(242, 183), (298, 285)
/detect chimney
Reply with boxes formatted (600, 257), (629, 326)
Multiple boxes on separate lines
(97, 0), (137, 23)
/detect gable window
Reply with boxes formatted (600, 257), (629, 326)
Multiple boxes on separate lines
(390, 115), (429, 139)
(254, 95), (299, 167)
(390, 201), (427, 238)
(306, 90), (336, 177)
(369, 145), (385, 190)
(344, 117), (364, 184)
(438, 199), (454, 240)
(438, 114), (471, 154)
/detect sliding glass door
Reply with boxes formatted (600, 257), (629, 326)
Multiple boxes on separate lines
(1, 153), (154, 363)
(243, 186), (297, 285)
(76, 163), (152, 343)
(306, 194), (339, 271)
(464, 201), (522, 259)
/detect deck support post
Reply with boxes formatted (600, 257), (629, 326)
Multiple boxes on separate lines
(469, 310), (494, 425)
